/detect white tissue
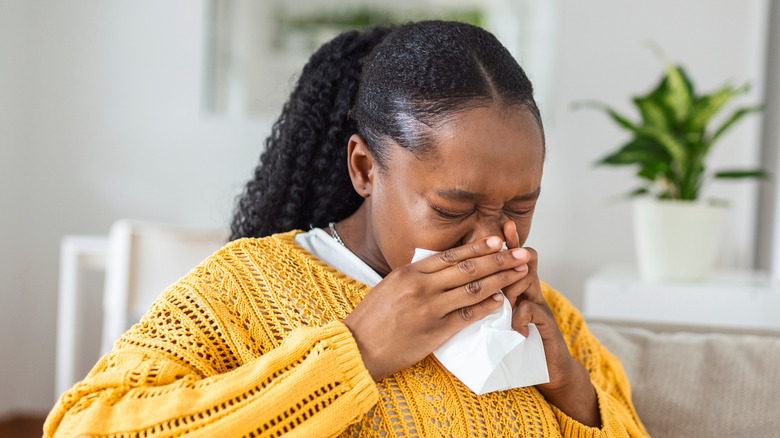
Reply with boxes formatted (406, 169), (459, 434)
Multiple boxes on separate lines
(412, 247), (550, 395)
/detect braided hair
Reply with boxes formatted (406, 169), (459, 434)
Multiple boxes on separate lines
(230, 21), (542, 240)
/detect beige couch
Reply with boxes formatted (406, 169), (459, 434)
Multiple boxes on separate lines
(589, 322), (780, 437)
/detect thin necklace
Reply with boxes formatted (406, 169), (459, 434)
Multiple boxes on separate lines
(328, 222), (346, 247)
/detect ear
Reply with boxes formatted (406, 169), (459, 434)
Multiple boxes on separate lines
(347, 134), (376, 198)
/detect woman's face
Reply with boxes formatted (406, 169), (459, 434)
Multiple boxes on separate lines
(356, 104), (545, 276)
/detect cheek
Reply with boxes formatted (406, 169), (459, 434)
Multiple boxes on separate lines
(372, 185), (438, 266)
(399, 210), (461, 260)
(410, 213), (479, 253)
(380, 205), (468, 266)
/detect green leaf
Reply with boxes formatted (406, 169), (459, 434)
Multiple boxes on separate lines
(597, 149), (651, 165)
(572, 101), (640, 133)
(713, 169), (769, 179)
(710, 105), (763, 145)
(627, 187), (650, 197)
(633, 95), (670, 130)
(663, 64), (694, 122)
(596, 137), (670, 166)
(647, 44), (695, 123)
(602, 186), (652, 206)
(637, 125), (688, 169)
(688, 84), (749, 133)
(636, 161), (670, 182)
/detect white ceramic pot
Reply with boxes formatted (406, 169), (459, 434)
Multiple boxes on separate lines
(633, 198), (725, 282)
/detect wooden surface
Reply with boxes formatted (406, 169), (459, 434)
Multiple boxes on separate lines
(0, 415), (45, 438)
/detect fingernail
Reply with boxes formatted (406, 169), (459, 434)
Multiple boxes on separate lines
(514, 264), (527, 272)
(487, 236), (501, 248)
(511, 248), (525, 259)
(492, 292), (503, 301)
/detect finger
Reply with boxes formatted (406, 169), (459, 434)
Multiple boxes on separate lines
(520, 247), (544, 305)
(502, 268), (532, 307)
(433, 246), (530, 291)
(503, 220), (520, 249)
(511, 299), (556, 337)
(414, 236), (504, 274)
(444, 291), (505, 333)
(525, 247), (538, 268)
(436, 263), (528, 312)
(503, 247), (547, 308)
(498, 245), (530, 304)
(504, 273), (546, 308)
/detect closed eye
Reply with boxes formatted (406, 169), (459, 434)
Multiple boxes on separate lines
(432, 205), (474, 220)
(505, 207), (534, 217)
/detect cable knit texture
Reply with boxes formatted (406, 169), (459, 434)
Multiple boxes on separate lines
(45, 231), (648, 437)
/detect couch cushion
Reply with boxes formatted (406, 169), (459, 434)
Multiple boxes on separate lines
(589, 322), (780, 438)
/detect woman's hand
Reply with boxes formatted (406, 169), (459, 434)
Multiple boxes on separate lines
(342, 236), (529, 381)
(501, 221), (601, 428)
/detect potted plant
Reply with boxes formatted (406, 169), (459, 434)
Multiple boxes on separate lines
(578, 52), (765, 281)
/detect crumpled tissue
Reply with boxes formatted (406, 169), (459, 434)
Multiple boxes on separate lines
(412, 247), (550, 395)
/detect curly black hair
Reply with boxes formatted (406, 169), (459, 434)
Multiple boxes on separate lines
(230, 21), (542, 240)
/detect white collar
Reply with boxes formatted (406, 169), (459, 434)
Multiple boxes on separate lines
(294, 228), (383, 287)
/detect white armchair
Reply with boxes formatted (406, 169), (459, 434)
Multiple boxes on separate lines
(56, 219), (228, 399)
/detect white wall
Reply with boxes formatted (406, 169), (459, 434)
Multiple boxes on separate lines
(0, 0), (32, 417)
(0, 0), (268, 416)
(531, 0), (768, 302)
(0, 0), (770, 416)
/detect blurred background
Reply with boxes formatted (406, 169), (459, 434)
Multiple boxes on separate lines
(1, 0), (778, 424)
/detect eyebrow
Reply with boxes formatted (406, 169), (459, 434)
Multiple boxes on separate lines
(435, 186), (541, 202)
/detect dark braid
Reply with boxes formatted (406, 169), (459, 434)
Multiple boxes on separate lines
(231, 21), (543, 240)
(230, 26), (393, 239)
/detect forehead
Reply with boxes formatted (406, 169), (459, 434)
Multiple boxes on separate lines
(434, 105), (542, 160)
(396, 105), (544, 197)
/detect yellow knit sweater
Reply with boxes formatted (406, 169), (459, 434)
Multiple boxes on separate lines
(45, 231), (648, 437)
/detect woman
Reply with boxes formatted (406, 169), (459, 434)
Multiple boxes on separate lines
(45, 21), (647, 437)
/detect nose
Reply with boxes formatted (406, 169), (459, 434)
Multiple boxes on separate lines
(461, 212), (508, 245)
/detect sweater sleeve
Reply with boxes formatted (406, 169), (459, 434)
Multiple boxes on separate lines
(44, 321), (378, 438)
(541, 283), (649, 438)
(44, 240), (380, 438)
